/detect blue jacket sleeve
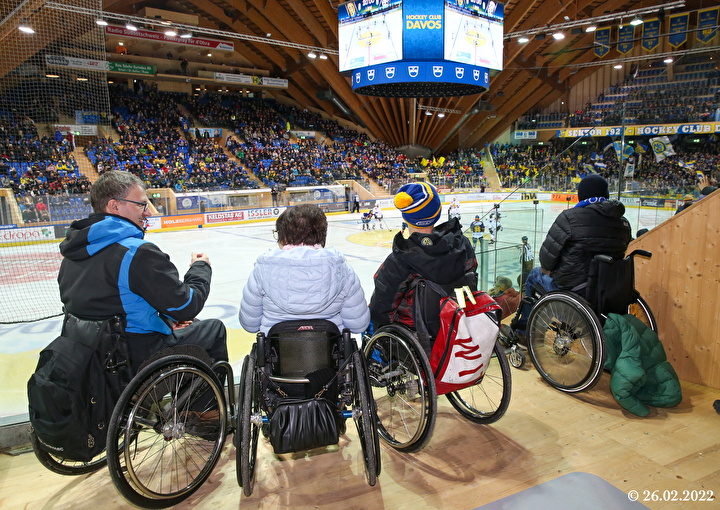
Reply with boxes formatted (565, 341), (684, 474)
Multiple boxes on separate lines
(129, 243), (211, 321)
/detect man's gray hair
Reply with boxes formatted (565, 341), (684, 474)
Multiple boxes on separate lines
(90, 171), (146, 213)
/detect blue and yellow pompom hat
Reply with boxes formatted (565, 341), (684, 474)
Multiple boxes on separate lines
(394, 182), (441, 227)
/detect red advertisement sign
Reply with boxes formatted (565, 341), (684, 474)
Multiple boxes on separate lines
(105, 25), (234, 51)
(551, 193), (578, 203)
(206, 211), (246, 224)
(161, 214), (205, 228)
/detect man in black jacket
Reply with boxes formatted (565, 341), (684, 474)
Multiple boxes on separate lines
(525, 174), (631, 297)
(58, 170), (227, 374)
(369, 182), (477, 352)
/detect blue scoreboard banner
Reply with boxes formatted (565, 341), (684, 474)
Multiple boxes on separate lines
(352, 60), (489, 90)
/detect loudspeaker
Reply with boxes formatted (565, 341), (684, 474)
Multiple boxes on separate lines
(316, 90), (333, 100)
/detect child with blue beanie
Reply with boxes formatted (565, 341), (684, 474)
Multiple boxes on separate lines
(369, 182), (478, 351)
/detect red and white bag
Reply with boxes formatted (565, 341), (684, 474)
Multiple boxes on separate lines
(429, 286), (501, 395)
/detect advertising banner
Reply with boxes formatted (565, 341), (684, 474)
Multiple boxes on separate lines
(0, 226), (56, 244)
(557, 122), (720, 138)
(205, 211), (246, 224)
(45, 54), (108, 72)
(697, 8), (719, 44)
(594, 28), (611, 58)
(161, 214), (205, 229)
(105, 25), (234, 51)
(261, 77), (289, 88)
(54, 124), (98, 136)
(668, 13), (689, 48)
(642, 19), (660, 51)
(514, 131), (537, 140)
(617, 25), (635, 54)
(214, 73), (253, 84)
(551, 193), (579, 203)
(109, 62), (156, 75)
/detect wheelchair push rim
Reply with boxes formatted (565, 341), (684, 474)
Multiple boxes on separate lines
(30, 430), (108, 476)
(527, 292), (605, 393)
(363, 325), (437, 452)
(107, 355), (227, 508)
(445, 340), (512, 424)
(352, 350), (380, 485)
(239, 353), (261, 497)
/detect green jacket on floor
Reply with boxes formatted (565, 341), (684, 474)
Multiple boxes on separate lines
(603, 313), (683, 417)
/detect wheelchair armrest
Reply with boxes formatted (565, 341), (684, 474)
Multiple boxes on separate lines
(628, 249), (652, 260)
(593, 254), (614, 264)
(341, 328), (352, 360)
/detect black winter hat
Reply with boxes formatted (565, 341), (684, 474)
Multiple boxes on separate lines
(578, 174), (609, 201)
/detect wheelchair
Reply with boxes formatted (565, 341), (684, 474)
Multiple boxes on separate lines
(237, 319), (381, 496)
(500, 250), (657, 393)
(363, 280), (512, 453)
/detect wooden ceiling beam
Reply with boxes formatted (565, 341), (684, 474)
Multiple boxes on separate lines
(284, 0), (329, 48)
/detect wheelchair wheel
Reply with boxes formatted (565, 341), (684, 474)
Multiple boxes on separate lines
(235, 354), (248, 487)
(352, 350), (380, 485)
(30, 431), (107, 476)
(527, 292), (605, 393)
(107, 354), (227, 509)
(446, 340), (512, 424)
(628, 292), (657, 331)
(363, 325), (437, 453)
(239, 354), (261, 497)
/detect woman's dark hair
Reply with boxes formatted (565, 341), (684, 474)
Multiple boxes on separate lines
(276, 204), (327, 247)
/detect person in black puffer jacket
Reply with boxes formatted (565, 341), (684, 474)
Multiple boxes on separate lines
(525, 174), (631, 296)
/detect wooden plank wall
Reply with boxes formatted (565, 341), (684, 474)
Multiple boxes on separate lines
(628, 191), (720, 388)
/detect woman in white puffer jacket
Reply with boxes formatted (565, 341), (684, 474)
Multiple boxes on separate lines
(239, 204), (370, 334)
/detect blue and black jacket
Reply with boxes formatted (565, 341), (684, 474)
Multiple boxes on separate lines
(58, 213), (211, 336)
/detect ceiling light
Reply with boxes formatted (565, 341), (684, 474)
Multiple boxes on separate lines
(95, 19), (108, 26)
(165, 30), (177, 37)
(664, 58), (673, 64)
(319, 53), (328, 60)
(18, 23), (34, 34)
(437, 113), (445, 118)
(266, 32), (271, 38)
(518, 36), (529, 43)
(585, 25), (597, 33)
(180, 32), (192, 39)
(126, 23), (137, 31)
(552, 32), (565, 40)
(207, 53), (212, 57)
(630, 16), (643, 26)
(77, 77), (88, 81)
(45, 74), (60, 78)
(108, 80), (113, 83)
(118, 42), (124, 46)
(425, 111), (432, 116)
(308, 51), (317, 59)
(614, 64), (623, 69)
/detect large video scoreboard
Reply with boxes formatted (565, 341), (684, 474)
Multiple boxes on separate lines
(338, 0), (503, 96)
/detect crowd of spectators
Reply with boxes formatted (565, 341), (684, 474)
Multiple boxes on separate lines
(490, 139), (718, 197)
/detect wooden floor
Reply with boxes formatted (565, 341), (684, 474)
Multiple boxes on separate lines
(2, 365), (719, 510)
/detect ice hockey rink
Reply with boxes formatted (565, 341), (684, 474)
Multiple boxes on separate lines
(0, 196), (674, 425)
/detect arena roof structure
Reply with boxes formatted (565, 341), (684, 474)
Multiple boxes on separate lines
(1, 0), (719, 155)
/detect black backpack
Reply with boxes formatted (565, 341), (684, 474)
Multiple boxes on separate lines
(27, 313), (131, 462)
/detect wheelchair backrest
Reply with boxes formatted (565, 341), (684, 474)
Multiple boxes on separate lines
(585, 255), (635, 316)
(266, 319), (342, 378)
